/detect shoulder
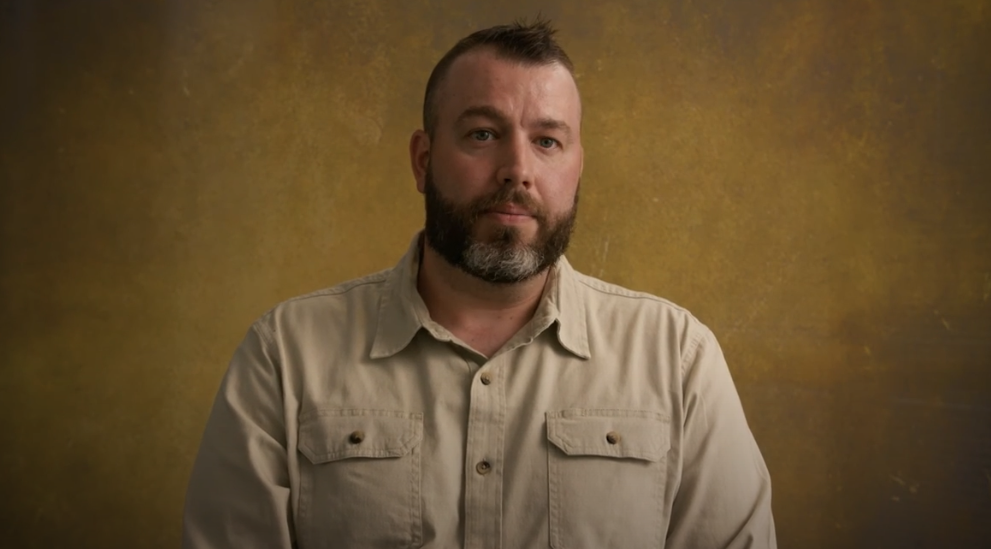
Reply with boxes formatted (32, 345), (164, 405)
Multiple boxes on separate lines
(253, 268), (393, 334)
(572, 270), (699, 321)
(274, 268), (392, 308)
(569, 268), (713, 355)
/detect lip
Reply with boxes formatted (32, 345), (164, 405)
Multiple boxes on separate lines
(486, 204), (533, 216)
(484, 208), (534, 225)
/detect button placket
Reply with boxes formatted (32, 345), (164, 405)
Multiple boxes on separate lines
(463, 358), (505, 549)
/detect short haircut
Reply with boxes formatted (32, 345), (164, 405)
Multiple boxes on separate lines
(422, 17), (575, 138)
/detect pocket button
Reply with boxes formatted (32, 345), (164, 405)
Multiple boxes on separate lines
(605, 431), (621, 445)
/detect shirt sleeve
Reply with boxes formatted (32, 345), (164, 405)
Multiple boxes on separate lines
(181, 322), (296, 549)
(666, 325), (777, 549)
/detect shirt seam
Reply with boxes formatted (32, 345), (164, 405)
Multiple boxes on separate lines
(679, 323), (709, 379)
(251, 320), (285, 388)
(261, 269), (392, 317)
(573, 273), (693, 313)
(254, 318), (278, 349)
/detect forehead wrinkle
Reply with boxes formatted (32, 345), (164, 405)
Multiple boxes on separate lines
(532, 117), (572, 136)
(456, 105), (511, 126)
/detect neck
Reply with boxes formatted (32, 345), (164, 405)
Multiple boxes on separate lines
(416, 238), (550, 356)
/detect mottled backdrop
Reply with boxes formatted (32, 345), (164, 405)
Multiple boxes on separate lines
(1, 0), (989, 547)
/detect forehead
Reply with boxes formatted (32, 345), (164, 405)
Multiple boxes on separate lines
(434, 49), (582, 128)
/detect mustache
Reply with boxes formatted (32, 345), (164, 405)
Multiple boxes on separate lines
(468, 186), (543, 218)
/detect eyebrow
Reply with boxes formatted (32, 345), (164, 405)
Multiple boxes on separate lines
(455, 105), (573, 136)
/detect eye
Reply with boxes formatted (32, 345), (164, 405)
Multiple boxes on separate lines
(470, 129), (495, 141)
(537, 137), (559, 149)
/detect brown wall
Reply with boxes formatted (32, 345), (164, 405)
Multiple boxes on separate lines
(2, 1), (989, 547)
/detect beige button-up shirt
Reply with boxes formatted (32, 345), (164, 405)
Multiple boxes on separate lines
(182, 235), (776, 549)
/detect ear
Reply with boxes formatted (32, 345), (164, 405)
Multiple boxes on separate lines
(409, 130), (431, 194)
(578, 144), (584, 179)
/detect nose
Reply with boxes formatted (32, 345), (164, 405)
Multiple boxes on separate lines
(495, 134), (534, 189)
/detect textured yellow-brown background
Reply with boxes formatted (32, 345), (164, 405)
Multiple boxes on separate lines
(1, 0), (989, 547)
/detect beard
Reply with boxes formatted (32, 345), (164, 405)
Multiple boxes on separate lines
(423, 167), (579, 284)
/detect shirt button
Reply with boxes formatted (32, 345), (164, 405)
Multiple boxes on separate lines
(349, 430), (365, 444)
(606, 431), (621, 445)
(476, 460), (492, 475)
(480, 373), (491, 385)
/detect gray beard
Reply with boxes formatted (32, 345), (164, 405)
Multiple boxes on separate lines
(463, 237), (543, 283)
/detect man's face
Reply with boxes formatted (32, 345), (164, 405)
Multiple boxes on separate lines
(413, 48), (584, 284)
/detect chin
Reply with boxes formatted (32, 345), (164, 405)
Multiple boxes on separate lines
(474, 225), (532, 247)
(481, 218), (540, 236)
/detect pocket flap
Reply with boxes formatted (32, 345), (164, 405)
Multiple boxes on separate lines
(546, 409), (670, 462)
(298, 409), (423, 464)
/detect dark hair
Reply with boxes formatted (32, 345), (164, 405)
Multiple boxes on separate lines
(422, 17), (575, 137)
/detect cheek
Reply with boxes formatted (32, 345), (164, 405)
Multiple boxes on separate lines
(434, 152), (492, 189)
(538, 189), (578, 222)
(543, 166), (582, 206)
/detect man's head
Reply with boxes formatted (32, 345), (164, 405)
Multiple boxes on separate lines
(409, 18), (584, 284)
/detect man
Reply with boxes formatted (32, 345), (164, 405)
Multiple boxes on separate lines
(182, 18), (776, 549)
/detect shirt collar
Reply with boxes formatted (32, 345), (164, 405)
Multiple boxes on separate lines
(369, 234), (429, 359)
(370, 233), (590, 360)
(543, 254), (591, 359)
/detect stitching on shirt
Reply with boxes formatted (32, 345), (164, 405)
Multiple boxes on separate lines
(680, 327), (712, 435)
(654, 441), (665, 548)
(298, 449), (313, 547)
(463, 377), (482, 545)
(554, 409), (668, 419)
(408, 444), (421, 547)
(548, 431), (562, 547)
(679, 324), (708, 379)
(572, 272), (708, 364)
(495, 365), (507, 548)
(573, 272), (692, 311)
(547, 413), (669, 461)
(250, 321), (288, 402)
(298, 410), (423, 463)
(259, 268), (393, 319)
(253, 319), (278, 349)
(300, 409), (420, 420)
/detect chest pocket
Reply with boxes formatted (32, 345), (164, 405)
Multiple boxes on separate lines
(546, 409), (670, 549)
(297, 409), (423, 549)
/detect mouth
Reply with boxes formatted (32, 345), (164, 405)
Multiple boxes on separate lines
(486, 204), (533, 217)
(483, 205), (535, 225)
